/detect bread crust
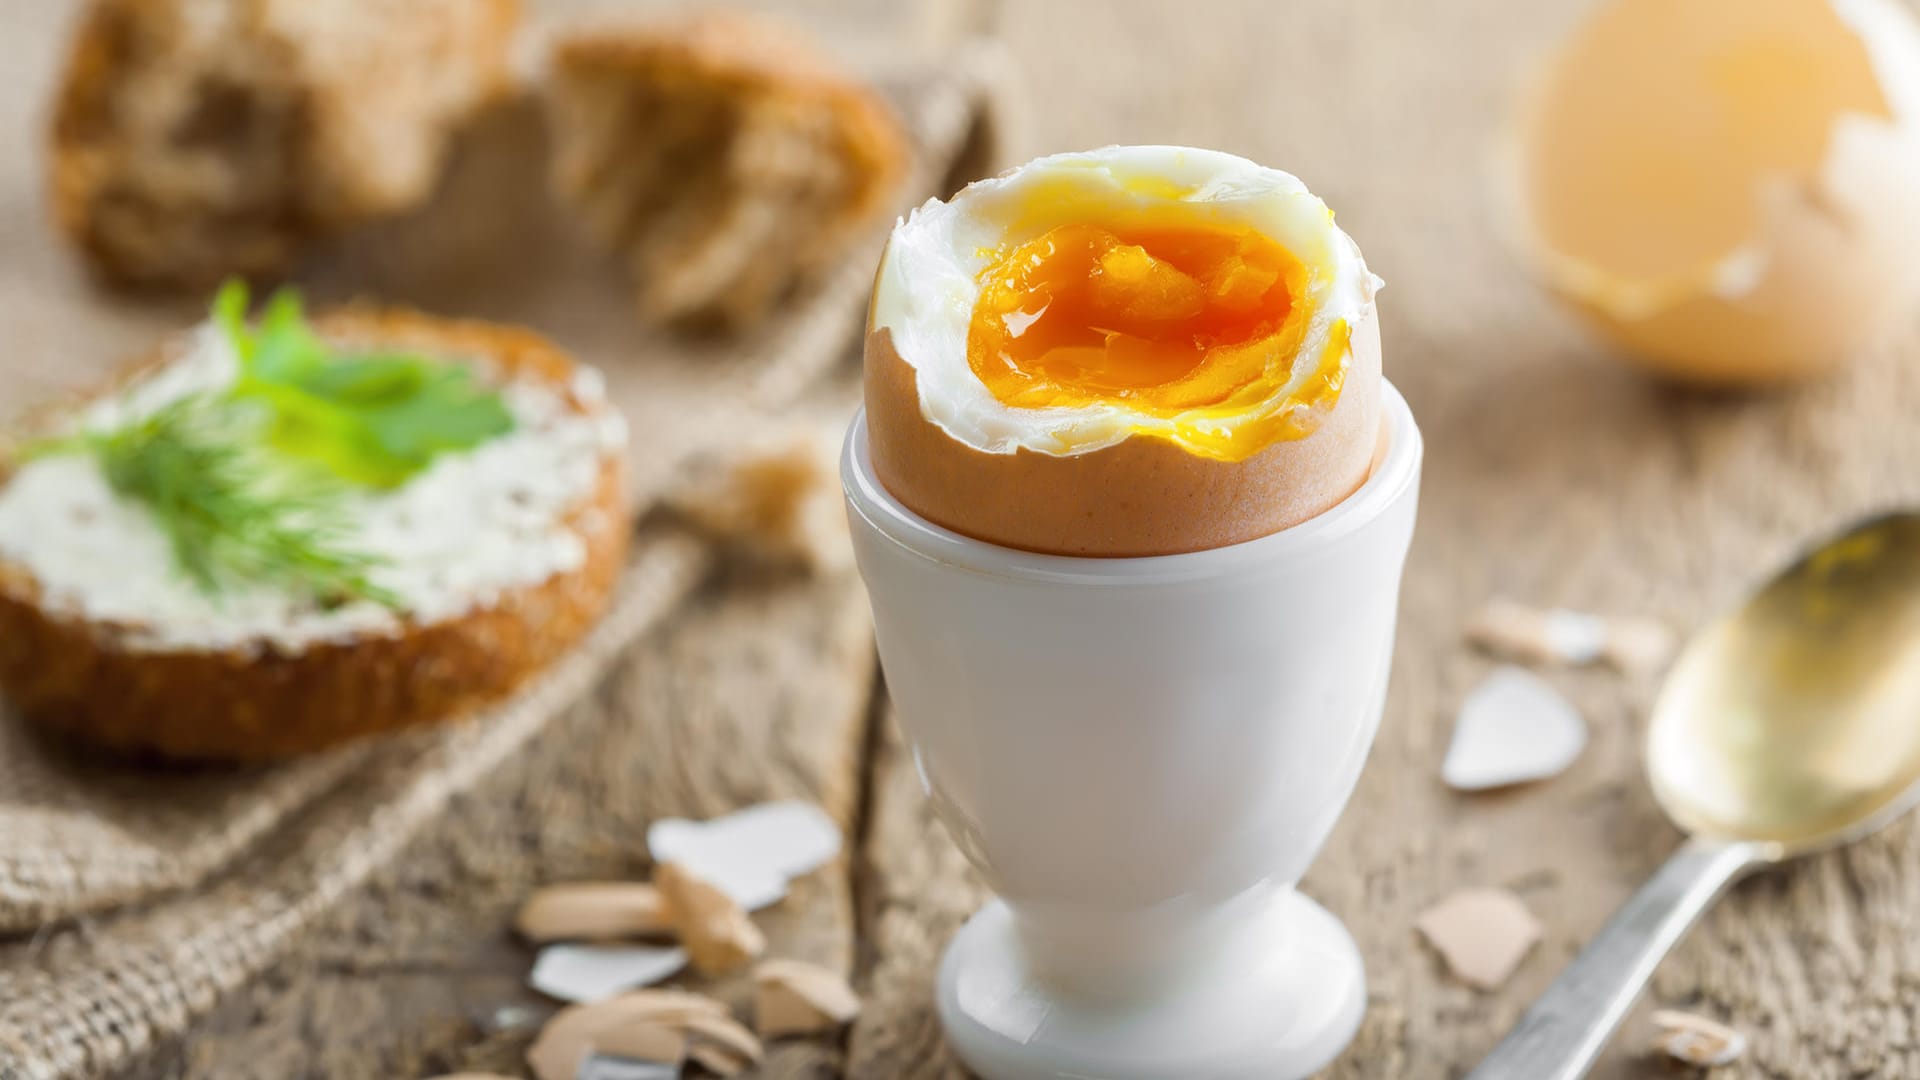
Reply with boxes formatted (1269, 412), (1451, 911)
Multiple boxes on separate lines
(49, 0), (521, 287)
(0, 309), (629, 761)
(545, 11), (909, 326)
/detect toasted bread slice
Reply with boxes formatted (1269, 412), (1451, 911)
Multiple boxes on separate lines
(545, 12), (909, 328)
(0, 309), (629, 761)
(50, 0), (520, 287)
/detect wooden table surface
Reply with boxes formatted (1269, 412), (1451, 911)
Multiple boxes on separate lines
(12, 0), (1915, 1077)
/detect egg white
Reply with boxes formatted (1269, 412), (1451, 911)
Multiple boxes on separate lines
(872, 145), (1381, 457)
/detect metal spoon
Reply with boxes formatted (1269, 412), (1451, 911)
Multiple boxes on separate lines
(1468, 511), (1920, 1080)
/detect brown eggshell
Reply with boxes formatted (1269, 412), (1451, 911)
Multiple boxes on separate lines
(1555, 128), (1920, 385)
(863, 310), (1382, 557)
(1505, 0), (1920, 385)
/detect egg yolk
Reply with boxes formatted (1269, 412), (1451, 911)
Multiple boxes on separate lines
(967, 219), (1345, 460)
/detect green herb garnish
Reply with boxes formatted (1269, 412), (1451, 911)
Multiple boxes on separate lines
(25, 396), (396, 604)
(214, 281), (515, 487)
(20, 282), (516, 601)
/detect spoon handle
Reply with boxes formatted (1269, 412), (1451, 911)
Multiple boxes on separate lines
(1464, 836), (1764, 1080)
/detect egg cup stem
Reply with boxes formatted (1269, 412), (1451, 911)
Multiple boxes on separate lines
(843, 383), (1423, 1080)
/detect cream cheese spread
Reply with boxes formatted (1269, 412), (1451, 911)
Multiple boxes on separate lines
(0, 324), (626, 654)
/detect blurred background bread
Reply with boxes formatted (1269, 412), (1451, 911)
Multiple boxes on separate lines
(544, 11), (909, 328)
(50, 0), (520, 288)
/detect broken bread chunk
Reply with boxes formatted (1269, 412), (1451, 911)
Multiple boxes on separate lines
(667, 424), (852, 575)
(545, 12), (908, 328)
(50, 0), (519, 286)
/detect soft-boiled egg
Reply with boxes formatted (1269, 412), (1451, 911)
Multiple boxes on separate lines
(865, 146), (1383, 557)
(1507, 0), (1920, 384)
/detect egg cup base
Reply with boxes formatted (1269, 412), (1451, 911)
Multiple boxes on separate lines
(936, 890), (1365, 1080)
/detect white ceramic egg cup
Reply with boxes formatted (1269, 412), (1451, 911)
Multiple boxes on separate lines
(843, 382), (1422, 1080)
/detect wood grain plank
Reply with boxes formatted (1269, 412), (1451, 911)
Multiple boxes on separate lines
(115, 562), (878, 1080)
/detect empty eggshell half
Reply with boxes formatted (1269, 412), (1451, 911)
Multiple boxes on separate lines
(1505, 0), (1920, 384)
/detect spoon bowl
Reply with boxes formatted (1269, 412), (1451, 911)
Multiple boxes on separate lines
(1649, 512), (1920, 854)
(1470, 510), (1920, 1080)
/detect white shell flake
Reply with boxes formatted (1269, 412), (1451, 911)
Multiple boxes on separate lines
(1442, 666), (1588, 791)
(529, 944), (689, 1004)
(576, 1056), (680, 1080)
(647, 801), (842, 911)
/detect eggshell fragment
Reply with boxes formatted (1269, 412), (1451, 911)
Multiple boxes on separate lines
(687, 1043), (752, 1076)
(1466, 600), (1676, 675)
(1507, 0), (1920, 384)
(530, 944), (690, 1004)
(516, 882), (673, 943)
(864, 316), (1381, 556)
(655, 861), (767, 977)
(1650, 1010), (1749, 1068)
(1443, 666), (1588, 791)
(574, 1060), (679, 1080)
(677, 1012), (764, 1066)
(591, 1022), (689, 1065)
(1415, 887), (1543, 990)
(754, 959), (862, 1037)
(1603, 616), (1680, 676)
(576, 1053), (683, 1076)
(528, 990), (730, 1080)
(647, 800), (843, 911)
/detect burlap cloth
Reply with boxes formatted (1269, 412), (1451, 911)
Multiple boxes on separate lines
(0, 16), (1013, 1076)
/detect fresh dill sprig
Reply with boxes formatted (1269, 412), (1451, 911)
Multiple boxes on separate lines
(15, 282), (515, 602)
(28, 396), (398, 605)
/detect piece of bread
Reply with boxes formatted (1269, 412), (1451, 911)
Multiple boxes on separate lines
(545, 12), (909, 328)
(665, 422), (852, 575)
(0, 309), (629, 761)
(50, 0), (520, 287)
